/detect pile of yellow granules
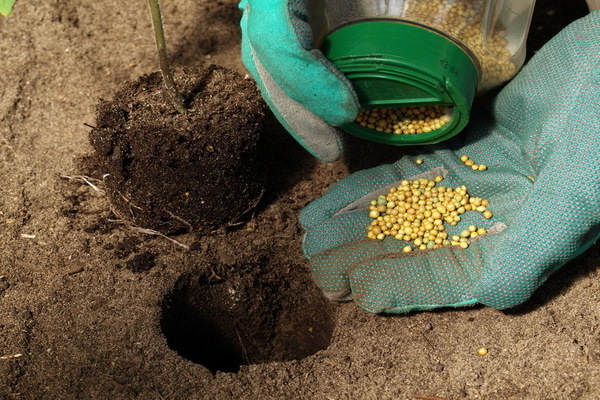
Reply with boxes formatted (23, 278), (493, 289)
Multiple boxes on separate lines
(401, 0), (517, 90)
(355, 106), (452, 135)
(367, 175), (493, 252)
(355, 0), (518, 134)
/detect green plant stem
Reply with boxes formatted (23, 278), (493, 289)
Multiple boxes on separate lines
(0, 0), (17, 17)
(147, 0), (187, 114)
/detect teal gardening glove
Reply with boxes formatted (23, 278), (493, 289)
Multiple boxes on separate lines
(300, 13), (600, 313)
(239, 0), (359, 162)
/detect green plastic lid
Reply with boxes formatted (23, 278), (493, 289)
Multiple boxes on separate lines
(320, 20), (480, 145)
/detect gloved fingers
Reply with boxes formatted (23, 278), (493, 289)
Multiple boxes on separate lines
(239, 5), (346, 162)
(240, 0), (359, 137)
(490, 12), (600, 166)
(309, 239), (380, 302)
(242, 0), (359, 126)
(473, 139), (600, 310)
(309, 237), (386, 302)
(474, 168), (600, 309)
(462, 13), (600, 309)
(310, 235), (497, 314)
(241, 34), (346, 162)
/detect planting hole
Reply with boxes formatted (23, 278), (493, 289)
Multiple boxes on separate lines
(160, 261), (335, 373)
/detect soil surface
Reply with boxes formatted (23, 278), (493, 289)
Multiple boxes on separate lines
(0, 1), (597, 400)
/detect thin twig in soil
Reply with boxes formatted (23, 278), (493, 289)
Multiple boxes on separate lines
(109, 218), (191, 250)
(0, 354), (23, 360)
(60, 174), (105, 194)
(166, 211), (193, 233)
(421, 332), (435, 350)
(62, 176), (191, 249)
(1, 137), (16, 156)
(117, 192), (144, 213)
(234, 326), (250, 365)
(133, 227), (191, 250)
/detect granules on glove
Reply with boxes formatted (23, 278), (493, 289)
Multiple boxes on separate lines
(460, 154), (488, 171)
(366, 176), (493, 251)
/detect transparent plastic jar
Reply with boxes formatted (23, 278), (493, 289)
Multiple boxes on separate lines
(309, 0), (536, 145)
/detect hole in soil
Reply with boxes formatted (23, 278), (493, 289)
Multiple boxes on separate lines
(160, 261), (335, 373)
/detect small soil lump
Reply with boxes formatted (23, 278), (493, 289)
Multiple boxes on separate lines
(90, 66), (268, 234)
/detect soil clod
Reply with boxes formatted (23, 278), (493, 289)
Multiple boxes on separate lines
(90, 65), (268, 235)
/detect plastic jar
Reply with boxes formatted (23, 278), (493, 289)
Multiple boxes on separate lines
(310, 0), (536, 145)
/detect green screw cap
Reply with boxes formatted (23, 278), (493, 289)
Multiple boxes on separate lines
(320, 21), (480, 145)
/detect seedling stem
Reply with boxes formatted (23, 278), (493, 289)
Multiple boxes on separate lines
(147, 0), (187, 114)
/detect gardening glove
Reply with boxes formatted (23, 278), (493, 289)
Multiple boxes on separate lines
(300, 12), (600, 314)
(239, 0), (360, 162)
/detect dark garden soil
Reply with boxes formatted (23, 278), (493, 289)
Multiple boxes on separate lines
(90, 66), (267, 234)
(0, 1), (598, 399)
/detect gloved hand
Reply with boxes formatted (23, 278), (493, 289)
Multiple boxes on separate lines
(300, 12), (600, 313)
(239, 0), (359, 162)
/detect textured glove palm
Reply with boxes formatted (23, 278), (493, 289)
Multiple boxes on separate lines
(300, 13), (600, 313)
